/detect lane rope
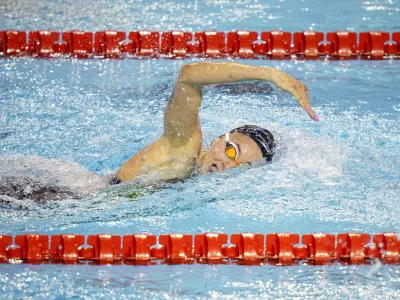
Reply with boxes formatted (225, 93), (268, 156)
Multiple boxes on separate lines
(0, 30), (399, 60)
(1, 232), (399, 265)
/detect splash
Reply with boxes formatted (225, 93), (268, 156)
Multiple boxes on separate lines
(0, 155), (108, 202)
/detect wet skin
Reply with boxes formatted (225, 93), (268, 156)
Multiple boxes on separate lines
(200, 132), (263, 173)
(116, 62), (317, 182)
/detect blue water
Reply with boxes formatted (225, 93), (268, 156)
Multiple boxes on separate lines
(1, 0), (400, 299)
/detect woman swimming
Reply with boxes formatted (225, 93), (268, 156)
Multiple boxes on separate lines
(0, 62), (317, 202)
(116, 62), (318, 183)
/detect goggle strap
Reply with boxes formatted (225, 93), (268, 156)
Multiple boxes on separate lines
(225, 132), (229, 143)
(225, 132), (240, 165)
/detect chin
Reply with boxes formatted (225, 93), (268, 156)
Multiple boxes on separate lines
(201, 166), (212, 174)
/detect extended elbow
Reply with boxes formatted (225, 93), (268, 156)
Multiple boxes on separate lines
(179, 64), (196, 83)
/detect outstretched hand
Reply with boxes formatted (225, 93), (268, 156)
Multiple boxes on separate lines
(269, 68), (319, 121)
(290, 79), (319, 121)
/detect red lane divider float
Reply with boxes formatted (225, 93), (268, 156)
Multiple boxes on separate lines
(0, 232), (399, 265)
(1, 30), (400, 60)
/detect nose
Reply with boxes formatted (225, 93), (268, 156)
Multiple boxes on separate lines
(211, 162), (225, 172)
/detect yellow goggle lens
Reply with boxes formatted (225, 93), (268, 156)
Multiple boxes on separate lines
(225, 146), (237, 159)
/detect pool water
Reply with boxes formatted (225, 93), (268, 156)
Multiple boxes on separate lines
(1, 0), (400, 299)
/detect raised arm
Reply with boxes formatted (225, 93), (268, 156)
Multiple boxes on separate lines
(163, 62), (318, 146)
(116, 62), (318, 182)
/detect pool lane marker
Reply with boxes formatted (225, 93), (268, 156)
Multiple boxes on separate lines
(0, 30), (399, 60)
(0, 232), (399, 265)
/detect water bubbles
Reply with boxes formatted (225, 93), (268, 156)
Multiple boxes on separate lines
(0, 1), (399, 296)
(367, 259), (383, 278)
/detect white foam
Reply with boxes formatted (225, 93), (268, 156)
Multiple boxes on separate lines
(0, 155), (108, 201)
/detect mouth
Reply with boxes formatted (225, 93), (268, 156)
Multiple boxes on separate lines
(203, 165), (219, 174)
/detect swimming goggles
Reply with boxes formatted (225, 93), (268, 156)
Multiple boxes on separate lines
(225, 132), (240, 165)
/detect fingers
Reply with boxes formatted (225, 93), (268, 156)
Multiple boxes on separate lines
(303, 91), (319, 121)
(299, 88), (319, 121)
(294, 84), (319, 121)
(304, 104), (319, 121)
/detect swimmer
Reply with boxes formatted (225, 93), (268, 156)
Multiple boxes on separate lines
(115, 62), (318, 183)
(0, 62), (317, 202)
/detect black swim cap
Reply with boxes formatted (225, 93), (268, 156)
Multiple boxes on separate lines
(230, 125), (275, 163)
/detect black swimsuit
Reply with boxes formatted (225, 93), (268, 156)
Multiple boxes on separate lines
(109, 176), (122, 185)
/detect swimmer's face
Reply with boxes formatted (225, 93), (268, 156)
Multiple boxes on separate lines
(200, 132), (263, 173)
